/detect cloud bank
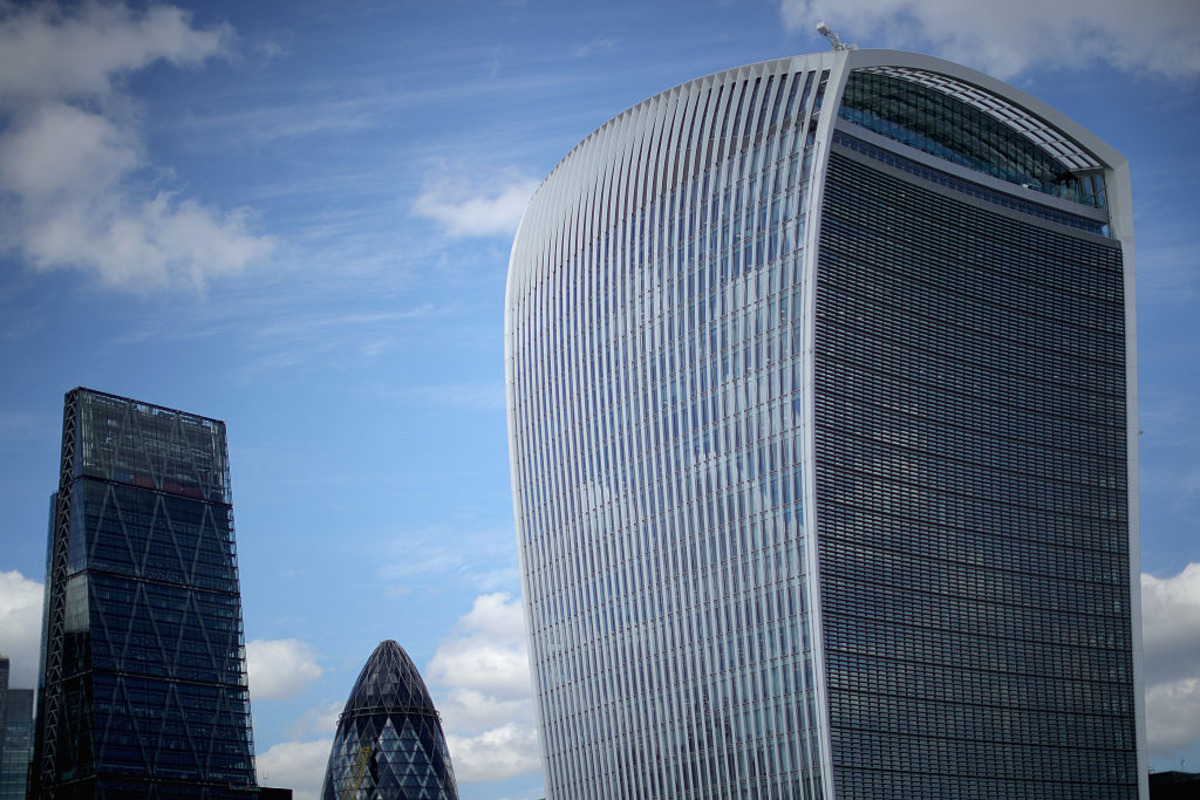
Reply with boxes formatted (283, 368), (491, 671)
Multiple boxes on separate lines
(256, 738), (333, 800)
(258, 593), (540, 795)
(428, 592), (542, 783)
(779, 0), (1200, 80)
(412, 169), (540, 238)
(379, 524), (519, 596)
(1142, 563), (1200, 758)
(0, 2), (272, 291)
(444, 723), (541, 785)
(0, 570), (43, 686)
(245, 638), (324, 701)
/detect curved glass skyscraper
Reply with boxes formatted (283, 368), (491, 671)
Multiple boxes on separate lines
(321, 640), (458, 800)
(505, 50), (1144, 799)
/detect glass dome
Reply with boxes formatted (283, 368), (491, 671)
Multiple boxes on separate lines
(320, 640), (459, 800)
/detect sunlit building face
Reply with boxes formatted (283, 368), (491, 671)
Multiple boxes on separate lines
(505, 50), (1143, 799)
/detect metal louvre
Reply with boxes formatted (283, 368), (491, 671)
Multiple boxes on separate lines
(813, 150), (1137, 798)
(507, 55), (836, 800)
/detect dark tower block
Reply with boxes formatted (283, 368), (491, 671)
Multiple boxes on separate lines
(34, 388), (257, 799)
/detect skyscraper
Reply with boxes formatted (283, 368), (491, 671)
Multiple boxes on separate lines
(321, 640), (459, 800)
(505, 49), (1143, 799)
(0, 656), (34, 800)
(33, 388), (257, 799)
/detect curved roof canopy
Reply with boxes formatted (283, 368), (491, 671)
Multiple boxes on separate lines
(857, 65), (1103, 171)
(341, 639), (439, 720)
(841, 66), (1107, 206)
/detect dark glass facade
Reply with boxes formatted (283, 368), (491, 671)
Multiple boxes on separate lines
(0, 657), (34, 800)
(814, 143), (1136, 797)
(33, 388), (257, 799)
(321, 640), (458, 800)
(507, 50), (1142, 800)
(837, 70), (1106, 206)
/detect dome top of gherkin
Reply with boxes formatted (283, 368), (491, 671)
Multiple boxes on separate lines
(341, 639), (437, 720)
(322, 640), (458, 800)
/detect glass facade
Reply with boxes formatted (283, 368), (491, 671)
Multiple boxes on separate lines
(837, 70), (1106, 207)
(815, 144), (1136, 797)
(33, 388), (257, 800)
(0, 658), (34, 800)
(508, 54), (838, 800)
(321, 640), (458, 800)
(506, 50), (1142, 800)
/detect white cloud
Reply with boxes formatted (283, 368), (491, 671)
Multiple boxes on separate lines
(0, 570), (43, 687)
(1143, 564), (1200, 684)
(256, 738), (332, 800)
(0, 2), (233, 102)
(1146, 678), (1200, 759)
(0, 2), (273, 291)
(1, 102), (138, 199)
(246, 638), (323, 701)
(287, 700), (344, 739)
(412, 169), (540, 238)
(428, 593), (532, 710)
(434, 686), (534, 735)
(378, 525), (519, 595)
(427, 593), (542, 784)
(1142, 563), (1200, 758)
(779, 0), (1200, 80)
(445, 724), (542, 784)
(380, 552), (468, 581)
(255, 595), (539, 793)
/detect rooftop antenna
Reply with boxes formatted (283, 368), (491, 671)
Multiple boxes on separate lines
(817, 21), (856, 51)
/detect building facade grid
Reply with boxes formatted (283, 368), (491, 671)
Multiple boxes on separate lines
(33, 388), (257, 800)
(509, 54), (839, 799)
(321, 640), (459, 800)
(0, 657), (34, 800)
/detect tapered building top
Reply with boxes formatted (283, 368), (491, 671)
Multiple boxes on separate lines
(33, 388), (256, 799)
(343, 640), (437, 717)
(322, 640), (458, 800)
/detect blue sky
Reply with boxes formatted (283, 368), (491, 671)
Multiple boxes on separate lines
(0, 1), (1197, 797)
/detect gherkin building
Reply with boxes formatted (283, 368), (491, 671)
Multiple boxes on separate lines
(321, 640), (459, 800)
